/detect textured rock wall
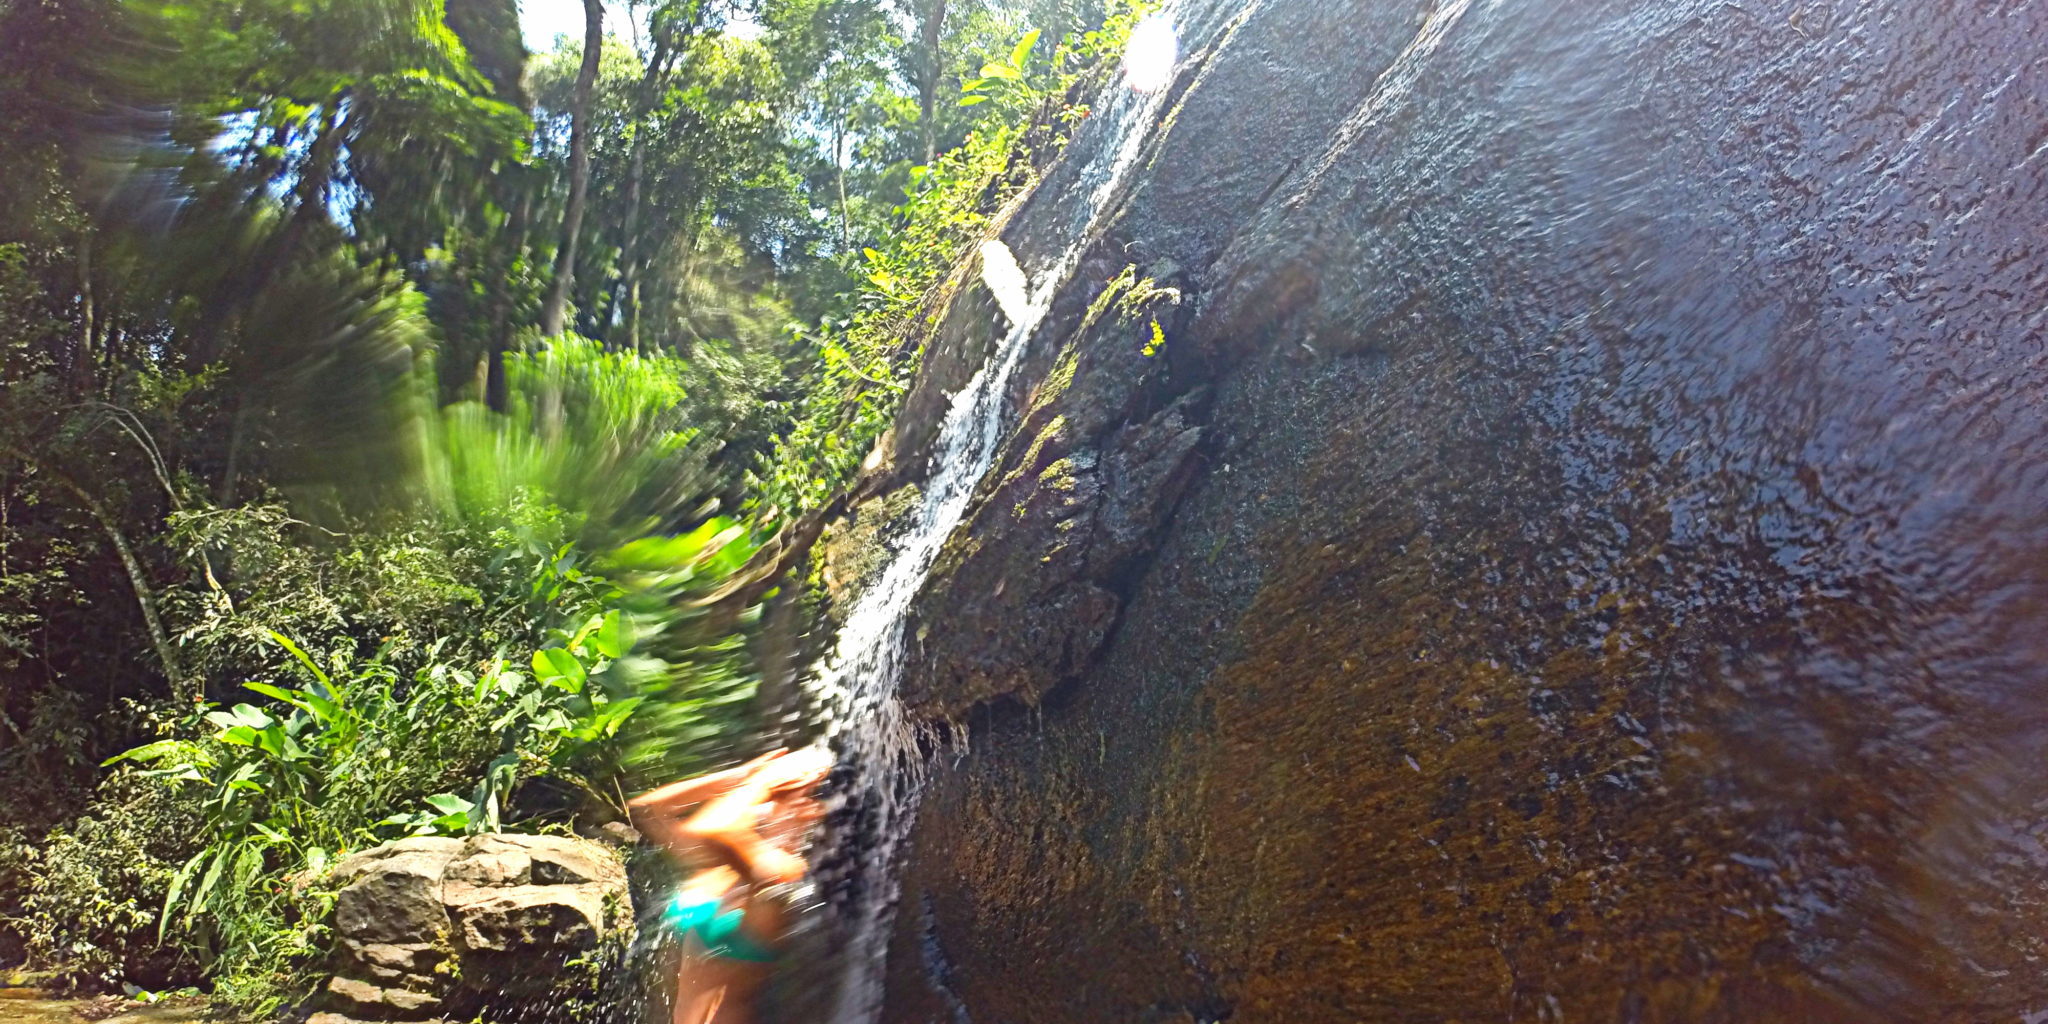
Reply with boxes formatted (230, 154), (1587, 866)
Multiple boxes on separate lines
(314, 834), (631, 1024)
(855, 0), (2048, 1021)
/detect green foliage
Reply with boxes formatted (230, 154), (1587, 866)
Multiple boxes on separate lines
(162, 496), (563, 692)
(70, 335), (767, 1008)
(99, 505), (757, 1014)
(597, 518), (766, 784)
(753, 121), (1024, 514)
(148, 0), (532, 260)
(959, 29), (1043, 108)
(1084, 263), (1180, 358)
(20, 770), (204, 992)
(427, 336), (714, 543)
(753, 2), (1156, 515)
(0, 0), (1160, 1008)
(0, 825), (35, 964)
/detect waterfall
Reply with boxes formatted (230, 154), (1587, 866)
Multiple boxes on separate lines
(805, 19), (1182, 1022)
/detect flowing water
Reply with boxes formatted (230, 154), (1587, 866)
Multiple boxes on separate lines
(801, 26), (1184, 1022)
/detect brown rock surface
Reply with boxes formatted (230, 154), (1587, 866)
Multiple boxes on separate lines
(849, 0), (2048, 1021)
(319, 833), (630, 1021)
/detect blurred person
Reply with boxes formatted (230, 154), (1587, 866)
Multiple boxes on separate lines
(629, 747), (833, 1024)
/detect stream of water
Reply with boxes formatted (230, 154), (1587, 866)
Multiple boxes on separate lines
(802, 20), (1183, 1021)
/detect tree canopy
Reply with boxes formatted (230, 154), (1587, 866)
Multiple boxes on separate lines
(0, 0), (1154, 1007)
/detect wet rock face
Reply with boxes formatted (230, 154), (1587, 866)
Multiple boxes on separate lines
(874, 0), (2048, 1021)
(320, 834), (630, 1023)
(899, 371), (1205, 719)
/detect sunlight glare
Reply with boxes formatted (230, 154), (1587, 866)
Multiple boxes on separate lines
(1122, 13), (1179, 94)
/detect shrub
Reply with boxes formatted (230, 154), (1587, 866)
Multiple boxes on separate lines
(97, 511), (758, 1015)
(0, 824), (38, 965)
(21, 770), (203, 991)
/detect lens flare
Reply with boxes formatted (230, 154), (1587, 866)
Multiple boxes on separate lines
(1122, 13), (1178, 94)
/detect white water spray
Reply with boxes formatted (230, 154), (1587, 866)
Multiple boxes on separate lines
(978, 239), (1033, 328)
(809, 14), (1181, 1021)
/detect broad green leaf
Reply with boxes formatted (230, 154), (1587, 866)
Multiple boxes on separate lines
(960, 94), (991, 106)
(424, 793), (473, 815)
(590, 696), (644, 737)
(242, 681), (303, 705)
(592, 610), (630, 659)
(104, 739), (187, 767)
(159, 849), (208, 942)
(267, 631), (330, 686)
(1011, 29), (1042, 70)
(568, 613), (603, 652)
(533, 647), (586, 691)
(697, 524), (749, 566)
(227, 703), (275, 729)
(256, 725), (287, 759)
(147, 764), (208, 784)
(188, 846), (232, 927)
(243, 680), (335, 725)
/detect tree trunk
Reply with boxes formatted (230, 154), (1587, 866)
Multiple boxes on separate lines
(614, 37), (678, 354)
(615, 128), (648, 352)
(77, 486), (189, 702)
(483, 170), (531, 412)
(5, 456), (192, 702)
(835, 111), (852, 251)
(74, 228), (95, 395)
(102, 323), (123, 381)
(920, 0), (948, 166)
(539, 0), (606, 338)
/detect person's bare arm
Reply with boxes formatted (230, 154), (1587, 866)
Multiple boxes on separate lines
(628, 749), (785, 818)
(681, 769), (810, 886)
(630, 750), (786, 865)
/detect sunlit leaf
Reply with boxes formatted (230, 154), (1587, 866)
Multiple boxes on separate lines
(1011, 29), (1043, 71)
(593, 610), (631, 659)
(424, 793), (473, 815)
(267, 631), (330, 686)
(533, 647), (586, 691)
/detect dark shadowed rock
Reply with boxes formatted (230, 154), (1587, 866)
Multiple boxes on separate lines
(900, 387), (1206, 719)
